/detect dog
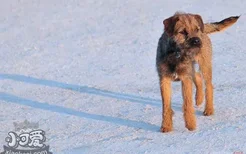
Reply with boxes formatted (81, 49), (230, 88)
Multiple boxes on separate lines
(156, 12), (239, 132)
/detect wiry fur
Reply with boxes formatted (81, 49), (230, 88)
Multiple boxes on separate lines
(156, 12), (239, 132)
(204, 16), (240, 34)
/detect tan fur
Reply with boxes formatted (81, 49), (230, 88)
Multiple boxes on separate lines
(193, 72), (204, 106)
(157, 13), (239, 132)
(160, 77), (173, 132)
(204, 16), (240, 34)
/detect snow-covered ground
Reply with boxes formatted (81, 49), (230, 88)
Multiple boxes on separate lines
(0, 0), (246, 153)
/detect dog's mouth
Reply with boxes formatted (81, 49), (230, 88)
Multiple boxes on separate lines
(172, 45), (201, 60)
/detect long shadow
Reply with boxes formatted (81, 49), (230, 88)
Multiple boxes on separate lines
(0, 74), (163, 105)
(0, 73), (182, 111)
(0, 92), (159, 131)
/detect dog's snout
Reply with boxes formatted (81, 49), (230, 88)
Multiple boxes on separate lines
(190, 37), (201, 46)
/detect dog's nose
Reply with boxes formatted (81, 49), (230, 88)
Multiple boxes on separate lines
(190, 37), (201, 46)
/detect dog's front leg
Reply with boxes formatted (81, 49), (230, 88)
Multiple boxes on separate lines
(182, 77), (196, 131)
(199, 57), (214, 116)
(160, 76), (173, 133)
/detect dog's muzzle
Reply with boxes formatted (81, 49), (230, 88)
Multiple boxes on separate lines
(189, 37), (201, 47)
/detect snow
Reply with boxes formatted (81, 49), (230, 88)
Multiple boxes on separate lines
(0, 0), (246, 153)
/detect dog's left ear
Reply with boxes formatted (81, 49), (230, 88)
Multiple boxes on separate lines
(163, 16), (179, 36)
(194, 15), (204, 32)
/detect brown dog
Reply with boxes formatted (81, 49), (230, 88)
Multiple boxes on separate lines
(156, 12), (239, 132)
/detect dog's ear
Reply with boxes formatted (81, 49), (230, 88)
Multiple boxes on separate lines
(163, 16), (178, 36)
(194, 14), (204, 32)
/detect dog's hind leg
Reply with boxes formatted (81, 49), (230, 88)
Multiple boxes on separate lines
(193, 72), (204, 106)
(160, 76), (173, 133)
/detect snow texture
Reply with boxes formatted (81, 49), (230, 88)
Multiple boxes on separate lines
(0, 0), (246, 153)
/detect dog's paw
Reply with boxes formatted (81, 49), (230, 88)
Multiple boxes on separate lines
(203, 108), (214, 116)
(186, 125), (196, 131)
(160, 126), (172, 133)
(185, 121), (196, 131)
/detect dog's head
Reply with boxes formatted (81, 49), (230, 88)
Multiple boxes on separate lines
(163, 12), (204, 54)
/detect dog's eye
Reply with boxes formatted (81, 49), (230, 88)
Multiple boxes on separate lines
(179, 29), (188, 35)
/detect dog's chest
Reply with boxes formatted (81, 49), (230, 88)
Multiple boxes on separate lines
(167, 61), (199, 81)
(167, 63), (179, 81)
(167, 63), (184, 81)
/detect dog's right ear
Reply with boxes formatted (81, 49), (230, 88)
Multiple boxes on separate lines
(163, 16), (178, 36)
(194, 15), (204, 32)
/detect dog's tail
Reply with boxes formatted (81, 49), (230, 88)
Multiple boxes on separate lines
(204, 16), (240, 34)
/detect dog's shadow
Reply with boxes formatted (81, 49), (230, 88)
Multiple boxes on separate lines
(0, 74), (177, 131)
(0, 73), (182, 109)
(0, 73), (183, 131)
